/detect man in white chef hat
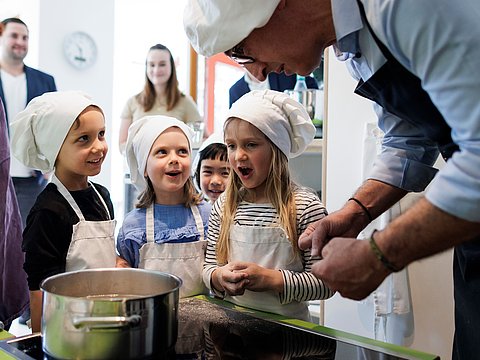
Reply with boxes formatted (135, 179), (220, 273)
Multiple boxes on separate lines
(10, 90), (116, 332)
(184, 1), (480, 357)
(202, 89), (334, 322)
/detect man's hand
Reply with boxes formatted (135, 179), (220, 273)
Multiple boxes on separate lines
(312, 237), (390, 300)
(298, 206), (367, 256)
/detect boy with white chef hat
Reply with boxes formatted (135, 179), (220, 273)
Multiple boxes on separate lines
(10, 90), (116, 332)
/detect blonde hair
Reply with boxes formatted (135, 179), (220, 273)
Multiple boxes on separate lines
(216, 138), (298, 264)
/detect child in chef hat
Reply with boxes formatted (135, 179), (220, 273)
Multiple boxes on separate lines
(192, 132), (230, 203)
(117, 115), (211, 298)
(10, 90), (116, 332)
(203, 89), (334, 321)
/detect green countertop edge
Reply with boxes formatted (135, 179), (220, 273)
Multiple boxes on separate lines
(194, 295), (440, 360)
(0, 296), (440, 360)
(0, 330), (15, 360)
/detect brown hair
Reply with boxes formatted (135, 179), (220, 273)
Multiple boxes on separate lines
(136, 44), (182, 112)
(216, 129), (298, 264)
(0, 17), (28, 36)
(72, 105), (104, 130)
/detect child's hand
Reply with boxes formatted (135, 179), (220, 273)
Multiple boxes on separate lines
(213, 263), (249, 296)
(237, 262), (284, 293)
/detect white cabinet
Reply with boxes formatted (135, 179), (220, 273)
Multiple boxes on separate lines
(289, 139), (323, 195)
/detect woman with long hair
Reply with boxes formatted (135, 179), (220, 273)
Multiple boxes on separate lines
(119, 43), (202, 152)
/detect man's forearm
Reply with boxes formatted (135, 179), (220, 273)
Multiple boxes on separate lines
(376, 198), (480, 269)
(350, 179), (407, 221)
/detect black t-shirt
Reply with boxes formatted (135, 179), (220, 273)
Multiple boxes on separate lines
(22, 182), (114, 290)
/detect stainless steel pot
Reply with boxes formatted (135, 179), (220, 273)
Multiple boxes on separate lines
(40, 268), (182, 359)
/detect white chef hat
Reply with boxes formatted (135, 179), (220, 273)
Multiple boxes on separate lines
(10, 90), (100, 172)
(225, 90), (315, 158)
(183, 0), (280, 57)
(191, 131), (225, 178)
(126, 115), (194, 192)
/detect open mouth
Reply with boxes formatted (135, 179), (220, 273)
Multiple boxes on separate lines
(238, 166), (252, 177)
(208, 189), (224, 194)
(166, 170), (181, 177)
(87, 158), (102, 164)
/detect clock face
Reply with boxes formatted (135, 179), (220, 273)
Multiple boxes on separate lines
(63, 31), (97, 70)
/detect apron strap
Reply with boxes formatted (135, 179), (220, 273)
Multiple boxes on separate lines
(51, 174), (112, 221)
(146, 204), (155, 243)
(50, 174), (85, 221)
(190, 204), (204, 242)
(89, 181), (112, 220)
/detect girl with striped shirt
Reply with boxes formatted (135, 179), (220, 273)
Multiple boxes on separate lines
(203, 89), (334, 321)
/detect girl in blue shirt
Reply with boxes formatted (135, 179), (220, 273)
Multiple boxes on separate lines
(116, 115), (211, 298)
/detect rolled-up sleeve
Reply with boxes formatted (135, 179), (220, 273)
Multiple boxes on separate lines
(351, 0), (480, 222)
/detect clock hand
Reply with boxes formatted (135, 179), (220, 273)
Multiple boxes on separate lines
(75, 45), (86, 62)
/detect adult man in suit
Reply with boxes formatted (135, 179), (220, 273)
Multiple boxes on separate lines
(229, 71), (318, 108)
(0, 17), (57, 226)
(0, 17), (56, 325)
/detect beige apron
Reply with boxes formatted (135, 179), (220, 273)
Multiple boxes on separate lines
(51, 175), (116, 271)
(226, 223), (311, 321)
(138, 204), (207, 298)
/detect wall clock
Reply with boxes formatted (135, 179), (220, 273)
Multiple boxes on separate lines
(63, 31), (97, 70)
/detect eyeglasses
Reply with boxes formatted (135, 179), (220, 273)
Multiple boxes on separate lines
(226, 43), (255, 65)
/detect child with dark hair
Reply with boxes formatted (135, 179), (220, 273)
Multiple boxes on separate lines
(192, 133), (230, 203)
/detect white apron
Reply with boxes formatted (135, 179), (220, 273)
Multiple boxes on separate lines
(51, 175), (116, 272)
(138, 204), (207, 298)
(226, 224), (310, 321)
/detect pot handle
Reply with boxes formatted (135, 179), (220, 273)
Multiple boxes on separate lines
(71, 314), (142, 329)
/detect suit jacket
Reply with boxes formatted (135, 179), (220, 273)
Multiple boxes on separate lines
(229, 72), (318, 108)
(0, 65), (57, 125)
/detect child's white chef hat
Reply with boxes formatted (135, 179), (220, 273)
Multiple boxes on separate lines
(191, 131), (225, 177)
(225, 90), (315, 158)
(10, 91), (100, 172)
(126, 115), (194, 193)
(183, 0), (280, 57)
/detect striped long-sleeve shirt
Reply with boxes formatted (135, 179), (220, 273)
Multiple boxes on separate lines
(203, 188), (335, 304)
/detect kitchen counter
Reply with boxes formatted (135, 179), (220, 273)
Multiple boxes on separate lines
(0, 295), (439, 359)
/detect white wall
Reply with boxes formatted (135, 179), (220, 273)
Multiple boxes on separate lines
(323, 48), (454, 360)
(37, 0), (115, 188)
(31, 0), (194, 219)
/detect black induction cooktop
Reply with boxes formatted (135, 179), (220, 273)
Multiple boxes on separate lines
(0, 297), (439, 360)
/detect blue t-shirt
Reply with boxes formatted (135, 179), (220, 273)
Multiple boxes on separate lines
(116, 200), (211, 267)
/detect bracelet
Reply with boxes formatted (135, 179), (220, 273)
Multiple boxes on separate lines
(369, 230), (401, 272)
(348, 197), (373, 222)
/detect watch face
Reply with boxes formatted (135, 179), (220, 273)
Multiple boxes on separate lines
(63, 31), (97, 70)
